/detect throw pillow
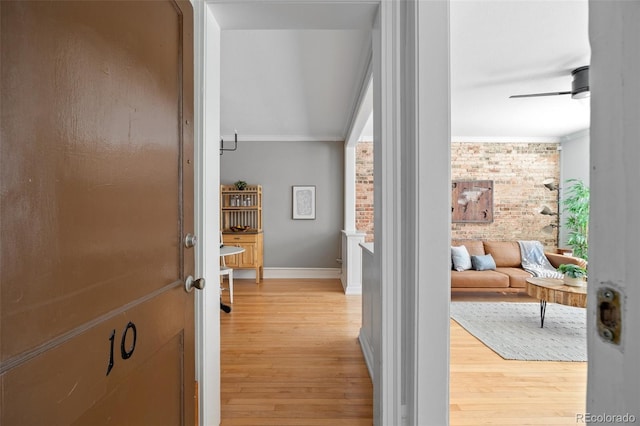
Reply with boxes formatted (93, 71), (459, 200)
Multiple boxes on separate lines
(451, 245), (472, 271)
(471, 254), (497, 271)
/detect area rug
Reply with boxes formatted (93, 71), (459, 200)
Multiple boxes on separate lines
(450, 302), (587, 362)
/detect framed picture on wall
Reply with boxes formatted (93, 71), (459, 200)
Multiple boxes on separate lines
(451, 180), (493, 223)
(292, 185), (316, 220)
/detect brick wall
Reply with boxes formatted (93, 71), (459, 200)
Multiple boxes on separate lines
(356, 141), (374, 242)
(355, 141), (560, 250)
(451, 142), (560, 250)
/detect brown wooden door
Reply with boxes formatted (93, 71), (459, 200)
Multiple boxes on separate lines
(0, 1), (196, 425)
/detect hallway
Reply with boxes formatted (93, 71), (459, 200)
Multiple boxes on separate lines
(220, 279), (373, 425)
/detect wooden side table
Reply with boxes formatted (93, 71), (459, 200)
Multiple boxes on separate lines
(525, 277), (587, 327)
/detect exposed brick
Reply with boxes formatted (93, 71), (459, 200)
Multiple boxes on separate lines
(356, 142), (375, 242)
(355, 141), (560, 250)
(451, 142), (560, 250)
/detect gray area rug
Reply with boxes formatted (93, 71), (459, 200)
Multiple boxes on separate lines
(450, 302), (587, 362)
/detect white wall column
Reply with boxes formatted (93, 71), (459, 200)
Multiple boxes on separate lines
(341, 230), (365, 294)
(372, 1), (404, 422)
(343, 64), (372, 295)
(341, 145), (366, 294)
(368, 0), (450, 423)
(410, 1), (451, 423)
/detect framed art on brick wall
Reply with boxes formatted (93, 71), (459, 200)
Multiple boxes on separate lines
(452, 180), (493, 223)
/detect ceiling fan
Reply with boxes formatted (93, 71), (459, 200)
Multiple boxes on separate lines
(509, 66), (590, 99)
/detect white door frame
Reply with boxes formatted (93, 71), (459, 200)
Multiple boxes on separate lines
(193, 1), (222, 424)
(587, 1), (640, 418)
(191, 2), (640, 424)
(192, 1), (450, 425)
(372, 1), (450, 423)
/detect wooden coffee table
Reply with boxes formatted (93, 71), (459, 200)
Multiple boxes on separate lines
(525, 277), (587, 328)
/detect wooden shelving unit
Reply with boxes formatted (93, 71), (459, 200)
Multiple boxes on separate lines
(220, 185), (264, 283)
(220, 185), (262, 232)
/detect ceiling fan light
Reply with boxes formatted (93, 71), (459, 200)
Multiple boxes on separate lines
(571, 66), (590, 99)
(572, 89), (590, 99)
(509, 65), (590, 100)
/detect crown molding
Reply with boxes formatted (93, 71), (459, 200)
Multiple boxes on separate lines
(451, 136), (561, 143)
(560, 128), (590, 142)
(221, 134), (345, 143)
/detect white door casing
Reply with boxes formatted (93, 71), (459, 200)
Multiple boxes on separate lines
(193, 1), (222, 424)
(587, 1), (640, 419)
(195, 1), (455, 425)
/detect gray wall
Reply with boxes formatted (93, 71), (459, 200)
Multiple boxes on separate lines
(559, 129), (589, 247)
(220, 140), (344, 268)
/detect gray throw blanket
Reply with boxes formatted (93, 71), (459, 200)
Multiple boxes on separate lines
(518, 240), (564, 279)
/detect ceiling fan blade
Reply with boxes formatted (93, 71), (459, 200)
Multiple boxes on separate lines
(509, 91), (572, 99)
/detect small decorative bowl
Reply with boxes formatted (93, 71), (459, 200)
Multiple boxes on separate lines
(230, 225), (251, 232)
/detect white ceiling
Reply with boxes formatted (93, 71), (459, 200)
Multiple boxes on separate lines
(451, 0), (590, 140)
(221, 29), (371, 141)
(215, 2), (377, 142)
(215, 0), (590, 143)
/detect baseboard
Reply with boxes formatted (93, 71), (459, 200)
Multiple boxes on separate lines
(451, 287), (527, 294)
(358, 329), (374, 380)
(233, 267), (341, 280)
(343, 282), (362, 295)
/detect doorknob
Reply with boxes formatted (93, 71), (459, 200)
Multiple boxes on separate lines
(184, 276), (205, 292)
(184, 233), (197, 248)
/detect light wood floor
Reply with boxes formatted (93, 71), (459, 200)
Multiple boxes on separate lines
(220, 279), (372, 425)
(450, 292), (587, 425)
(220, 279), (586, 425)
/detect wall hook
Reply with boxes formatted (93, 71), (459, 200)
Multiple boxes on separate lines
(220, 130), (238, 155)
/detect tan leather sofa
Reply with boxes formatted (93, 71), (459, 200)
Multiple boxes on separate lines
(451, 240), (586, 293)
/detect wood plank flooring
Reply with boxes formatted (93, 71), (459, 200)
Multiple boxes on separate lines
(220, 280), (587, 425)
(450, 292), (587, 425)
(220, 279), (372, 425)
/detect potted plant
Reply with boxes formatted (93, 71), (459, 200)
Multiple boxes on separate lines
(234, 180), (248, 190)
(562, 179), (589, 260)
(557, 263), (587, 287)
